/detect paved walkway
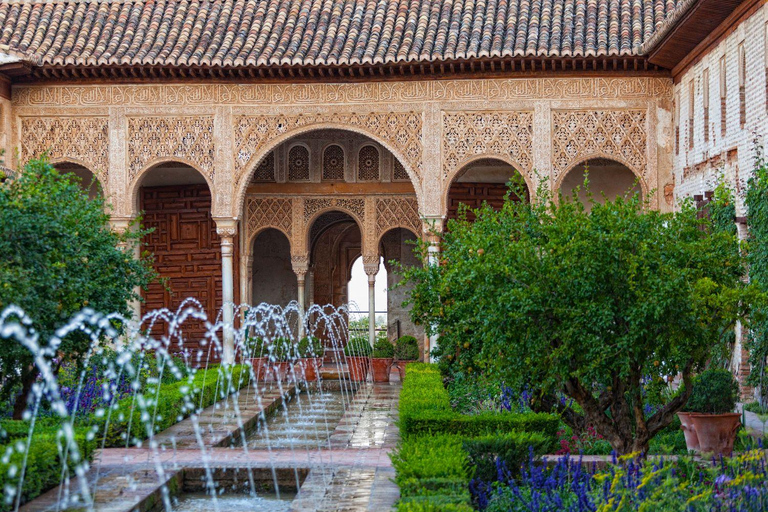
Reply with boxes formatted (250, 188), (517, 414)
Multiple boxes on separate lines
(20, 379), (402, 512)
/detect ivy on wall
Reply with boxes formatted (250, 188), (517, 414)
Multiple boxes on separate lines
(746, 148), (768, 405)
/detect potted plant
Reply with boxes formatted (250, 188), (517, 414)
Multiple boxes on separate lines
(371, 334), (395, 383)
(685, 368), (741, 456)
(268, 337), (295, 382)
(394, 335), (419, 381)
(246, 335), (268, 382)
(297, 335), (324, 382)
(344, 335), (372, 382)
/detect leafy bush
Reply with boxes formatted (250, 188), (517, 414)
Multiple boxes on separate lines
(92, 364), (249, 447)
(391, 434), (472, 485)
(685, 368), (739, 414)
(298, 336), (324, 358)
(395, 336), (420, 361)
(0, 158), (156, 419)
(400, 410), (559, 443)
(373, 338), (395, 358)
(344, 336), (372, 357)
(0, 425), (97, 511)
(744, 401), (768, 414)
(397, 498), (473, 511)
(463, 432), (550, 482)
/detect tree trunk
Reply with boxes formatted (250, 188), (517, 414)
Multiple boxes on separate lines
(11, 368), (38, 420)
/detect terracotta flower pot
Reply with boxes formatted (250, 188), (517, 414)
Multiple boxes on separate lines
(689, 413), (741, 456)
(371, 358), (394, 382)
(346, 356), (370, 382)
(263, 361), (292, 382)
(250, 357), (268, 382)
(396, 360), (417, 381)
(677, 412), (700, 452)
(297, 357), (323, 382)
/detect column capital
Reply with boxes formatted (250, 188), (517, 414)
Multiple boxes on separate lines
(109, 215), (135, 233)
(291, 253), (310, 280)
(213, 217), (238, 238)
(362, 254), (379, 279)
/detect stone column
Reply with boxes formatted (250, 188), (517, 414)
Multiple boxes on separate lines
(110, 216), (142, 324)
(423, 216), (443, 362)
(215, 218), (238, 364)
(291, 255), (310, 339)
(363, 255), (380, 348)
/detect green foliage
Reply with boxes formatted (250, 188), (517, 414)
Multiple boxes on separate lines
(0, 157), (156, 415)
(744, 401), (768, 415)
(396, 498), (473, 512)
(245, 335), (267, 357)
(446, 374), (503, 414)
(91, 364), (249, 447)
(395, 335), (420, 361)
(298, 336), (324, 358)
(0, 424), (97, 511)
(685, 368), (739, 414)
(746, 150), (768, 405)
(344, 335), (372, 357)
(390, 434), (473, 508)
(401, 178), (750, 454)
(463, 431), (550, 482)
(373, 338), (395, 358)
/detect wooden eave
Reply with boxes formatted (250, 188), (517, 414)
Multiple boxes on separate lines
(646, 0), (749, 71)
(7, 55), (668, 85)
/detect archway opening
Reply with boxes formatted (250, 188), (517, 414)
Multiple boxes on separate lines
(560, 158), (642, 207)
(55, 162), (102, 200)
(347, 256), (387, 341)
(309, 211), (362, 351)
(138, 162), (236, 362)
(251, 229), (296, 307)
(447, 158), (529, 222)
(379, 228), (424, 353)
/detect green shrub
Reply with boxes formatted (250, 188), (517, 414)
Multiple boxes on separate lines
(463, 431), (550, 481)
(401, 410), (558, 443)
(298, 336), (324, 358)
(92, 365), (249, 447)
(390, 434), (472, 493)
(685, 368), (739, 415)
(373, 338), (395, 358)
(395, 336), (420, 361)
(0, 426), (97, 511)
(344, 336), (372, 357)
(396, 497), (473, 511)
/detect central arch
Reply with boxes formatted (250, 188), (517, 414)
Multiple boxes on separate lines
(234, 122), (424, 216)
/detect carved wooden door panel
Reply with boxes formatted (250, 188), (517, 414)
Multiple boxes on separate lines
(140, 184), (238, 362)
(446, 183), (527, 222)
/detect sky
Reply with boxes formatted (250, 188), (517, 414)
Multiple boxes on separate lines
(347, 256), (388, 317)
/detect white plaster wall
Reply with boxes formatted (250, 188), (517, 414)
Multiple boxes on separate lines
(674, 4), (768, 216)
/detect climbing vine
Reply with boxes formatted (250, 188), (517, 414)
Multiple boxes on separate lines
(746, 145), (768, 406)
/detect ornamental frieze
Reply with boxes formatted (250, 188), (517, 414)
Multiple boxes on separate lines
(233, 112), (423, 190)
(20, 116), (109, 182)
(127, 116), (215, 183)
(551, 110), (648, 185)
(12, 78), (672, 108)
(442, 111), (534, 181)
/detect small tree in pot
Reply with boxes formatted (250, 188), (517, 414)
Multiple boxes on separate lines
(371, 334), (395, 382)
(298, 335), (324, 382)
(344, 335), (372, 381)
(394, 335), (420, 381)
(685, 368), (741, 456)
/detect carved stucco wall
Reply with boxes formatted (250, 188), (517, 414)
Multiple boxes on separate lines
(244, 195), (421, 263)
(12, 76), (672, 218)
(19, 116), (109, 186)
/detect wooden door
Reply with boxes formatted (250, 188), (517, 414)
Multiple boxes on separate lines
(140, 184), (238, 361)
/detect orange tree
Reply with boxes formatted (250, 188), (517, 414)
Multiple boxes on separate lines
(0, 157), (155, 419)
(401, 182), (754, 454)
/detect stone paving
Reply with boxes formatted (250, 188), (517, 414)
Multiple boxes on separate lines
(20, 376), (402, 512)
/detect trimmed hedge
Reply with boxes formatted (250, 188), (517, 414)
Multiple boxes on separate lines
(92, 364), (250, 447)
(392, 364), (560, 511)
(0, 424), (97, 511)
(96, 364), (249, 447)
(463, 431), (550, 482)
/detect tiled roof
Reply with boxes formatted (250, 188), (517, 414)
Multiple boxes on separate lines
(0, 0), (686, 69)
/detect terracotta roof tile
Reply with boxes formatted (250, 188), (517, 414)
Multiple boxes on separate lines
(0, 0), (686, 69)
